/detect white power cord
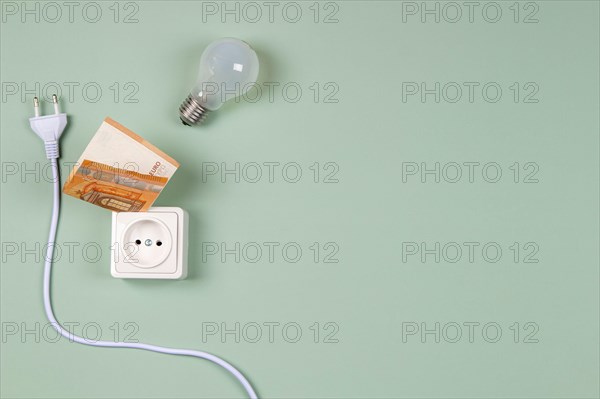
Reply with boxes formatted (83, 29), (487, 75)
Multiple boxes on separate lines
(30, 96), (258, 399)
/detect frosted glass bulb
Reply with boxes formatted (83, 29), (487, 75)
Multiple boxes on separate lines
(179, 38), (260, 126)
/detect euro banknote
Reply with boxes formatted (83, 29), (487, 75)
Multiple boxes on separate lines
(63, 118), (179, 212)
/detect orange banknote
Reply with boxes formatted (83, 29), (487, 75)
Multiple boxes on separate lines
(63, 118), (179, 212)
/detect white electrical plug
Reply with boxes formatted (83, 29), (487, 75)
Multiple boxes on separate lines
(29, 95), (67, 159)
(111, 207), (188, 279)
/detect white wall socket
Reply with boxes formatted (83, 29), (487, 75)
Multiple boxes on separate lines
(111, 207), (188, 279)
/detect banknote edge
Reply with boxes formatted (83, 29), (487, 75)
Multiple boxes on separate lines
(104, 117), (181, 168)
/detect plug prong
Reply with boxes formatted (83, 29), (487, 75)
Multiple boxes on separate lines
(33, 97), (40, 117)
(52, 94), (60, 114)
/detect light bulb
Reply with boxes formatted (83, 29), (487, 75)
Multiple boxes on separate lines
(179, 38), (260, 126)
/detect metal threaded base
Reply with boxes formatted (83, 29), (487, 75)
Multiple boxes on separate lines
(179, 94), (210, 126)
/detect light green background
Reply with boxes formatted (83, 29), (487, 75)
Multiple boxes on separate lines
(1, 1), (599, 398)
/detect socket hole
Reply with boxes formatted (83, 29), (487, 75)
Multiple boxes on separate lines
(156, 241), (162, 247)
(135, 239), (141, 245)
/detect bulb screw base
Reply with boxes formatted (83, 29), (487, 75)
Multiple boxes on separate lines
(179, 94), (210, 126)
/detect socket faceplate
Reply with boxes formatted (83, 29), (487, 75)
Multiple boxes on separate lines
(111, 207), (188, 279)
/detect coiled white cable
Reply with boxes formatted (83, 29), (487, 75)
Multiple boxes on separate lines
(39, 152), (257, 398)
